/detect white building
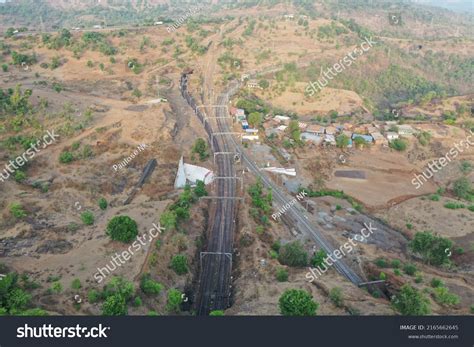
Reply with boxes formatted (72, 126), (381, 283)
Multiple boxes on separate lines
(386, 132), (399, 141)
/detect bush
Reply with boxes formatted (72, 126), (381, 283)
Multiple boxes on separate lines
(50, 281), (62, 294)
(409, 231), (453, 266)
(311, 250), (327, 268)
(453, 177), (473, 201)
(391, 284), (431, 315)
(160, 210), (177, 230)
(375, 258), (387, 268)
(71, 279), (81, 290)
(10, 203), (27, 219)
(391, 259), (401, 268)
(390, 138), (407, 151)
(444, 201), (465, 209)
(59, 151), (74, 164)
(276, 268), (288, 282)
(166, 289), (183, 313)
(403, 263), (417, 276)
(192, 138), (209, 161)
(133, 297), (142, 307)
(430, 278), (444, 288)
(140, 274), (163, 295)
(394, 269), (401, 276)
(88, 290), (101, 303)
(433, 287), (460, 307)
(98, 197), (108, 210)
(279, 289), (318, 316)
(170, 255), (188, 275)
(209, 310), (224, 316)
(102, 294), (127, 316)
(329, 287), (344, 308)
(80, 211), (94, 225)
(278, 241), (308, 267)
(106, 216), (138, 243)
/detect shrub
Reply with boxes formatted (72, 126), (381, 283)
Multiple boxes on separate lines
(88, 290), (101, 303)
(409, 231), (453, 265)
(391, 259), (401, 268)
(71, 279), (81, 290)
(170, 255), (188, 275)
(276, 268), (288, 282)
(106, 215), (138, 243)
(166, 289), (183, 313)
(375, 258), (387, 268)
(209, 310), (224, 316)
(140, 274), (163, 295)
(391, 284), (431, 315)
(10, 203), (27, 219)
(453, 177), (472, 201)
(98, 197), (108, 210)
(192, 138), (209, 161)
(444, 201), (465, 209)
(390, 138), (407, 151)
(311, 250), (327, 268)
(59, 151), (74, 164)
(433, 287), (460, 307)
(429, 194), (440, 201)
(102, 294), (127, 316)
(50, 281), (62, 294)
(329, 287), (344, 308)
(403, 263), (417, 276)
(379, 272), (387, 280)
(278, 241), (308, 267)
(430, 278), (444, 288)
(80, 211), (94, 225)
(133, 297), (142, 307)
(394, 269), (401, 276)
(160, 210), (177, 230)
(279, 289), (318, 316)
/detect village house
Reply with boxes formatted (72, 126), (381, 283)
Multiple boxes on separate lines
(325, 125), (337, 135)
(398, 124), (416, 136)
(385, 132), (399, 141)
(301, 132), (323, 145)
(370, 132), (387, 146)
(247, 79), (261, 89)
(352, 133), (373, 144)
(298, 122), (308, 131)
(306, 124), (325, 135)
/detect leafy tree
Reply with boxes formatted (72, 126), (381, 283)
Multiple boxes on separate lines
(336, 134), (350, 148)
(259, 79), (269, 89)
(170, 255), (188, 275)
(88, 290), (101, 303)
(166, 289), (183, 313)
(102, 294), (127, 316)
(288, 120), (301, 142)
(103, 277), (134, 301)
(140, 274), (163, 295)
(278, 241), (308, 267)
(430, 278), (444, 288)
(6, 288), (30, 312)
(106, 216), (138, 243)
(391, 284), (431, 315)
(409, 231), (453, 266)
(248, 112), (263, 127)
(353, 136), (367, 148)
(192, 138), (209, 161)
(279, 289), (318, 316)
(80, 211), (94, 225)
(403, 263), (417, 276)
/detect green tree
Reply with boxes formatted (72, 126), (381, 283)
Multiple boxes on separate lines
(390, 138), (407, 151)
(248, 112), (263, 127)
(311, 250), (327, 267)
(433, 287), (460, 307)
(391, 284), (431, 315)
(170, 255), (188, 275)
(279, 289), (318, 316)
(278, 241), (308, 267)
(194, 180), (207, 198)
(259, 79), (269, 89)
(276, 268), (288, 282)
(10, 203), (27, 219)
(288, 120), (301, 142)
(59, 151), (74, 164)
(106, 216), (138, 243)
(336, 134), (350, 148)
(192, 138), (209, 161)
(329, 287), (344, 308)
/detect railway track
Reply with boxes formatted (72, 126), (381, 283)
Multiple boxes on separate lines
(180, 73), (237, 315)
